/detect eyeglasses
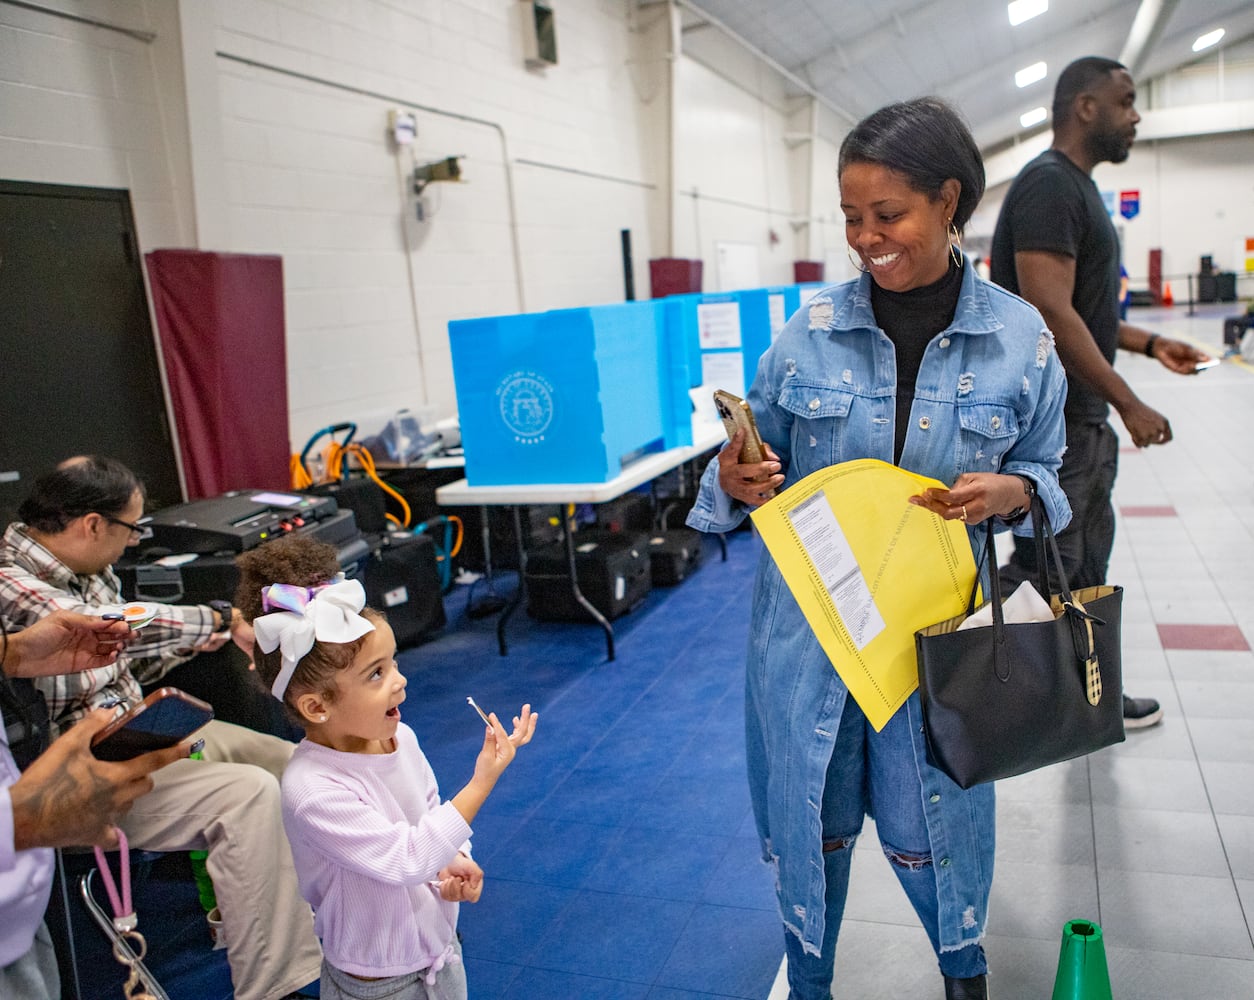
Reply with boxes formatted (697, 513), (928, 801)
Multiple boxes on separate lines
(103, 515), (153, 540)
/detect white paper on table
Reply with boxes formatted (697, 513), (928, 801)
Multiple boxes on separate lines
(154, 553), (199, 567)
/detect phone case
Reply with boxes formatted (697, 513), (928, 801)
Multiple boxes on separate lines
(91, 688), (214, 762)
(712, 390), (767, 464)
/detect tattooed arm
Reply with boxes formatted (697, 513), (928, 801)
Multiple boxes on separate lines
(8, 709), (190, 851)
(1, 610), (131, 679)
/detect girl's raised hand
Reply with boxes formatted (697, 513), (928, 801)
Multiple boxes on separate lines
(508, 704), (538, 748)
(454, 703), (541, 825)
(475, 704), (538, 780)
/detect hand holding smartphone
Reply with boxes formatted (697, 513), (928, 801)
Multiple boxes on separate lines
(713, 389), (776, 501)
(90, 688), (214, 762)
(713, 390), (768, 464)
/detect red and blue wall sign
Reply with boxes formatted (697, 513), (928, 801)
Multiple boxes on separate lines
(1119, 189), (1140, 220)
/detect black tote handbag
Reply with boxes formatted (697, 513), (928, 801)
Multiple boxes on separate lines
(914, 496), (1125, 788)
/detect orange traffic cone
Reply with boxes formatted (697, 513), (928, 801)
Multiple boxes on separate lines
(1162, 282), (1174, 306)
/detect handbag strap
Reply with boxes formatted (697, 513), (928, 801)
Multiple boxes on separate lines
(973, 495), (1106, 693)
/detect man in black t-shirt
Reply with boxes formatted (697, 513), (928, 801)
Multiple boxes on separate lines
(991, 56), (1210, 730)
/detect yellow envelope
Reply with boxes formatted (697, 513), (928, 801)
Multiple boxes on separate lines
(751, 459), (977, 731)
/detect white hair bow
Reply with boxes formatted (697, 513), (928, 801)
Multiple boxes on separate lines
(254, 578), (375, 699)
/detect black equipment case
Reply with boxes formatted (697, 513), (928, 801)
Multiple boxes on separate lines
(593, 493), (653, 534)
(645, 529), (705, 586)
(361, 530), (446, 647)
(525, 530), (651, 622)
(116, 509), (367, 605)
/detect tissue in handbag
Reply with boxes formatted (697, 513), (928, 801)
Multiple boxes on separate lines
(956, 581), (1053, 631)
(915, 581), (1126, 789)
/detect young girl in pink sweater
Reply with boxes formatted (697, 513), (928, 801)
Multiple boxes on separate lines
(252, 577), (536, 1000)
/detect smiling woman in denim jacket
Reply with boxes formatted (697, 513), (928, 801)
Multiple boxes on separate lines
(687, 98), (1071, 1000)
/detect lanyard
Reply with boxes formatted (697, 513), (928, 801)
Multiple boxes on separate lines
(94, 829), (159, 1000)
(94, 829), (136, 931)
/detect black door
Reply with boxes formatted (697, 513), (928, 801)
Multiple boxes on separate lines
(0, 181), (181, 527)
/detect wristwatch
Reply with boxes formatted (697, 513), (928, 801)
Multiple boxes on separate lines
(1000, 475), (1036, 525)
(207, 599), (234, 633)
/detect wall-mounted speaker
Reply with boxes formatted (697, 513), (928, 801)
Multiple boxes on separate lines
(521, 1), (557, 68)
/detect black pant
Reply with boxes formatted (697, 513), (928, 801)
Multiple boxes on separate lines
(1001, 419), (1118, 594)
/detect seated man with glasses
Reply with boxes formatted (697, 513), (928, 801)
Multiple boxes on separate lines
(0, 455), (322, 1000)
(104, 512), (154, 540)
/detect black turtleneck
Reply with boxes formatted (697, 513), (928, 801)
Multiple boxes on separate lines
(870, 257), (964, 464)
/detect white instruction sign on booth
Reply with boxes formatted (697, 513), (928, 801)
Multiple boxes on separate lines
(697, 301), (742, 349)
(769, 293), (787, 337)
(701, 352), (746, 399)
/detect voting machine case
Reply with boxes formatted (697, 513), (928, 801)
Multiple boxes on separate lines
(525, 530), (652, 622)
(646, 529), (705, 586)
(362, 531), (446, 648)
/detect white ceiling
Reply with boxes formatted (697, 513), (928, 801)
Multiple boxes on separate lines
(675, 0), (1254, 150)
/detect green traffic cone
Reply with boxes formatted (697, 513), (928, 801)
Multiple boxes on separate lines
(1051, 919), (1113, 1000)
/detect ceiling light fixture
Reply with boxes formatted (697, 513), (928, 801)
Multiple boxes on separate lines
(1015, 61), (1047, 88)
(1192, 28), (1225, 52)
(1007, 0), (1048, 27)
(1020, 107), (1048, 128)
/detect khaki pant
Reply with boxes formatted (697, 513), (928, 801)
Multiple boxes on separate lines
(118, 720), (321, 1000)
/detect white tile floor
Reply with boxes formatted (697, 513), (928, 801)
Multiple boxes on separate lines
(769, 304), (1254, 999)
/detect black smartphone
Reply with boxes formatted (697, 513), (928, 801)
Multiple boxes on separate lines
(90, 688), (214, 762)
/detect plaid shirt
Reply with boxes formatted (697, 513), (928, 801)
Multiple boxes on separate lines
(0, 523), (216, 737)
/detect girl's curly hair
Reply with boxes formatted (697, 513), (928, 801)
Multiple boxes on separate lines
(234, 536), (382, 718)
(233, 535), (341, 622)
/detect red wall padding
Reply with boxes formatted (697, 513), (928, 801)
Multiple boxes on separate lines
(145, 250), (290, 499)
(649, 258), (704, 298)
(793, 260), (825, 283)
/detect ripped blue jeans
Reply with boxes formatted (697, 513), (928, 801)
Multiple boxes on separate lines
(784, 699), (987, 1000)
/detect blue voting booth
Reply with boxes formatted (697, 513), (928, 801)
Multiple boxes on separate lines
(448, 301), (694, 486)
(447, 284), (820, 487)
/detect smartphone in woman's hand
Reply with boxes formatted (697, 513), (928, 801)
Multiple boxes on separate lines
(713, 390), (768, 464)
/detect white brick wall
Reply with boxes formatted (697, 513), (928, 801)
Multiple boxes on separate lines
(207, 0), (673, 444)
(4, 1), (1251, 464)
(0, 0), (190, 246)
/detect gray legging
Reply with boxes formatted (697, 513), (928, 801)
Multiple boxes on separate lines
(0, 922), (60, 1000)
(318, 938), (466, 1000)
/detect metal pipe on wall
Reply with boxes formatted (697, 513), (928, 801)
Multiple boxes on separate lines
(215, 52), (528, 315)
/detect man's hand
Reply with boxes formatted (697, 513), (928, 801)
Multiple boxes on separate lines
(9, 709), (190, 851)
(2, 611), (131, 679)
(193, 631), (233, 653)
(1150, 336), (1211, 375)
(1114, 397), (1172, 448)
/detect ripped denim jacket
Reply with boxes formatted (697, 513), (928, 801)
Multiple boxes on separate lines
(688, 265), (1070, 956)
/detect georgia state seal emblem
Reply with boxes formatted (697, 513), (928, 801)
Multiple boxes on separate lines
(497, 371), (555, 443)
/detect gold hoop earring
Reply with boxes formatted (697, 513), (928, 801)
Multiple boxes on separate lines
(846, 244), (868, 273)
(948, 221), (963, 268)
